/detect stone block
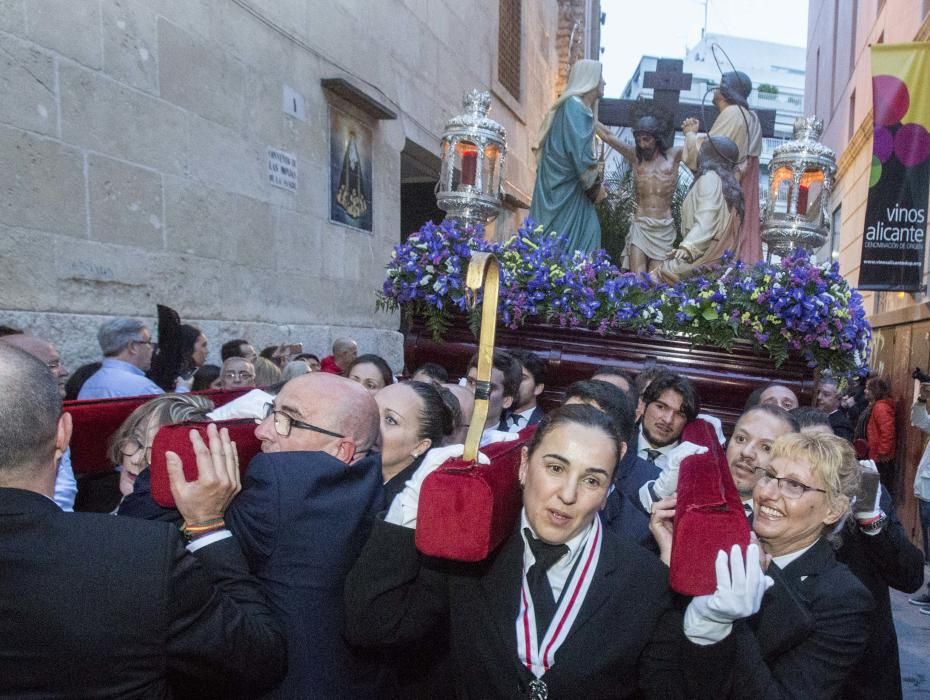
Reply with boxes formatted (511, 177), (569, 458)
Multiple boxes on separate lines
(274, 207), (323, 277)
(88, 154), (164, 250)
(232, 195), (275, 266)
(0, 32), (57, 136)
(59, 63), (188, 175)
(186, 114), (264, 199)
(164, 178), (274, 267)
(24, 0), (102, 68)
(54, 239), (161, 315)
(0, 125), (85, 236)
(207, 1), (293, 81)
(0, 0), (25, 33)
(102, 0), (159, 93)
(158, 17), (245, 131)
(0, 225), (59, 309)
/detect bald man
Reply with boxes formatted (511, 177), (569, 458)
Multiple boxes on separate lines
(0, 334), (76, 511)
(320, 337), (358, 375)
(224, 372), (387, 697)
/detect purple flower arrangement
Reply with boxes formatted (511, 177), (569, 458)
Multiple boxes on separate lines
(378, 219), (871, 378)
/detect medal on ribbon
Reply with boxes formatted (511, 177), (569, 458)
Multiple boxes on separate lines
(515, 516), (602, 678)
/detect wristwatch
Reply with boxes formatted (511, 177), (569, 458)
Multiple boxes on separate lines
(858, 511), (887, 535)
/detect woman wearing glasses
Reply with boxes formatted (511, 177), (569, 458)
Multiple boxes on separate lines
(109, 394), (214, 517)
(653, 431), (874, 698)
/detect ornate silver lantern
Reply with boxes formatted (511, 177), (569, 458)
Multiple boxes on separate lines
(761, 116), (837, 256)
(436, 90), (507, 227)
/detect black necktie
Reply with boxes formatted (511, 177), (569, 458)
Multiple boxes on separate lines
(524, 528), (569, 639)
(511, 414), (524, 428)
(644, 448), (661, 464)
(744, 502), (754, 520)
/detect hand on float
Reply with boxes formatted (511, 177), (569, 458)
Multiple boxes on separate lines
(648, 496), (677, 566)
(384, 443), (490, 529)
(688, 543), (773, 624)
(168, 424), (241, 526)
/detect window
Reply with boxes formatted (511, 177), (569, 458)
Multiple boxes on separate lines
(498, 0), (522, 100)
(813, 48), (820, 115)
(831, 205), (842, 262)
(850, 0), (858, 74)
(848, 89), (856, 141)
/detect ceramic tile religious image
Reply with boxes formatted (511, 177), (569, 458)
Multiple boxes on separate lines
(329, 107), (373, 232)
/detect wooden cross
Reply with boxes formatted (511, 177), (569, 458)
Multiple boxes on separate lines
(599, 58), (777, 141)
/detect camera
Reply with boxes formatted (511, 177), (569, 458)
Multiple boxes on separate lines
(913, 367), (930, 383)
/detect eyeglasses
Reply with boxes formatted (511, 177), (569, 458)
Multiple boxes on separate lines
(120, 438), (152, 466)
(133, 339), (157, 350)
(223, 371), (255, 381)
(753, 467), (827, 499)
(260, 403), (345, 439)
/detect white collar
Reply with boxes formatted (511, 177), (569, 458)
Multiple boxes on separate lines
(771, 539), (819, 570)
(520, 510), (591, 572)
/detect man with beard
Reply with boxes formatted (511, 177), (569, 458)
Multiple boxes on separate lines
(725, 404), (799, 509)
(682, 71), (763, 264)
(634, 371), (699, 470)
(499, 350), (545, 432)
(653, 136), (744, 283)
(597, 115), (684, 273)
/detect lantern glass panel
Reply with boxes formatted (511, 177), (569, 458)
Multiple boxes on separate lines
(797, 168), (824, 219)
(455, 141), (479, 188)
(774, 177), (792, 215)
(482, 144), (501, 194)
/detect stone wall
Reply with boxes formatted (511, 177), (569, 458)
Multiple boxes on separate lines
(0, 0), (564, 371)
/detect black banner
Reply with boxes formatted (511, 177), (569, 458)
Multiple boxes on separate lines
(858, 129), (929, 291)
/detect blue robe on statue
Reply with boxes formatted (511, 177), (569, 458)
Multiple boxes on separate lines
(529, 96), (601, 254)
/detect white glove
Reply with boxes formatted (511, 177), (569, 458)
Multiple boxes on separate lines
(684, 543), (774, 645)
(696, 414), (726, 446)
(384, 444), (490, 529)
(639, 441), (708, 512)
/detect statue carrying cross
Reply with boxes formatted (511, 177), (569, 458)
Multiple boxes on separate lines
(599, 59), (777, 268)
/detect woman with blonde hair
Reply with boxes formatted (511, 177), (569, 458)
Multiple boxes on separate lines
(109, 393), (213, 517)
(651, 432), (874, 698)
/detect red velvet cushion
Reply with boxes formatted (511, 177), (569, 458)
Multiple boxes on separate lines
(64, 388), (250, 475)
(669, 419), (751, 596)
(416, 428), (534, 562)
(148, 420), (262, 508)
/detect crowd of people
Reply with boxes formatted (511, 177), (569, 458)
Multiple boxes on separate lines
(0, 317), (929, 699)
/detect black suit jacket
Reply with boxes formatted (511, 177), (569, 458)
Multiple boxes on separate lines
(829, 410), (854, 442)
(346, 519), (730, 699)
(0, 487), (285, 698)
(224, 451), (388, 699)
(835, 490), (925, 699)
(498, 406), (544, 432)
(724, 537), (874, 699)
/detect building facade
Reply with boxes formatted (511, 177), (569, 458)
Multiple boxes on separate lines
(0, 0), (600, 370)
(807, 0), (930, 544)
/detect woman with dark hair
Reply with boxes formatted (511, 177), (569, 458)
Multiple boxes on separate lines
(345, 404), (742, 698)
(64, 362), (102, 401)
(191, 363), (221, 392)
(862, 375), (897, 492)
(348, 354), (394, 395)
(148, 305), (208, 392)
(374, 380), (454, 502)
